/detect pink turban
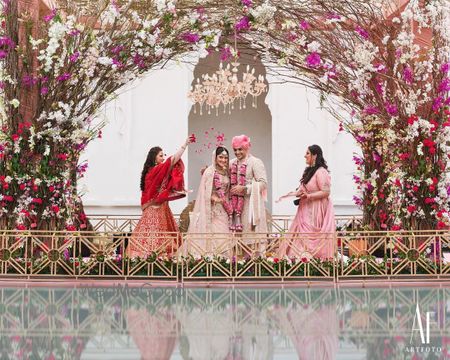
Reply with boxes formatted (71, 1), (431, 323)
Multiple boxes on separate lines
(231, 134), (251, 149)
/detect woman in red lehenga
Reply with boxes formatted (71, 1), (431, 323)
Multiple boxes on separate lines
(127, 137), (192, 258)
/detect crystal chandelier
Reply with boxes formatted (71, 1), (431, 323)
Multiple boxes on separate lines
(188, 57), (267, 116)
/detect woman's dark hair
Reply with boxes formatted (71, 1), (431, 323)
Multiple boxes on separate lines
(215, 146), (229, 158)
(301, 144), (328, 185)
(140, 146), (162, 191)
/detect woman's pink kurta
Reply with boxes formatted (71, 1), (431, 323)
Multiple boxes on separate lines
(280, 167), (335, 259)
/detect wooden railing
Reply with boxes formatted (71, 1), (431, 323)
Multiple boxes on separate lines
(0, 228), (448, 282)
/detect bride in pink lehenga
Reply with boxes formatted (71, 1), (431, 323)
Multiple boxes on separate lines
(185, 147), (232, 256)
(279, 145), (335, 259)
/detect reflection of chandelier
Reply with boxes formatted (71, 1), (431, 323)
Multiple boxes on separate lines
(188, 60), (267, 115)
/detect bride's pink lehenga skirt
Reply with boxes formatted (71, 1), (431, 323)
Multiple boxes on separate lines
(127, 202), (179, 258)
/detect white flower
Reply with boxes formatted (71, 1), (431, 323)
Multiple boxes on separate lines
(307, 41), (321, 52)
(9, 99), (20, 108)
(250, 2), (277, 25)
(4, 176), (12, 183)
(98, 57), (113, 66)
(282, 20), (296, 30)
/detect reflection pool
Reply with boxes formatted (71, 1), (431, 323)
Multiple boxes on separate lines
(0, 285), (448, 359)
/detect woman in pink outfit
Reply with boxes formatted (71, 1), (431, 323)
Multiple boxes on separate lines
(279, 145), (335, 259)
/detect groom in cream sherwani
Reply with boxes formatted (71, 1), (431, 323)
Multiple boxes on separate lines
(229, 135), (268, 251)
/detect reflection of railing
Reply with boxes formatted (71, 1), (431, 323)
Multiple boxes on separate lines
(87, 214), (364, 232)
(0, 288), (449, 356)
(0, 229), (449, 281)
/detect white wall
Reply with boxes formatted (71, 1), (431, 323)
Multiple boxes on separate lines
(79, 59), (360, 216)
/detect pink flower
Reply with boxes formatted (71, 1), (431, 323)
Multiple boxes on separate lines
(0, 36), (15, 50)
(32, 198), (43, 204)
(432, 96), (443, 111)
(220, 47), (233, 62)
(352, 156), (363, 165)
(43, 9), (57, 22)
(181, 32), (200, 43)
(235, 16), (250, 32)
(22, 74), (37, 87)
(363, 106), (380, 115)
(56, 73), (71, 82)
(385, 102), (398, 116)
(439, 77), (450, 93)
(306, 52), (321, 68)
(69, 29), (80, 37)
(189, 133), (197, 143)
(40, 87), (49, 95)
(425, 197), (435, 204)
(57, 153), (68, 161)
(300, 20), (310, 30)
(241, 0), (252, 6)
(216, 133), (225, 144)
(69, 52), (80, 62)
(402, 66), (413, 84)
(51, 205), (60, 213)
(372, 151), (381, 163)
(355, 25), (369, 39)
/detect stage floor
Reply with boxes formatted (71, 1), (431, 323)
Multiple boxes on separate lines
(0, 282), (449, 359)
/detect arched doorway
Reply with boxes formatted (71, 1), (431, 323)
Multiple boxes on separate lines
(188, 49), (273, 211)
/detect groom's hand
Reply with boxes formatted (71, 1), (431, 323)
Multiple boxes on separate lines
(231, 185), (246, 195)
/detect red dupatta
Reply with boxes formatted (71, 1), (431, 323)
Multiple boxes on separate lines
(141, 157), (186, 208)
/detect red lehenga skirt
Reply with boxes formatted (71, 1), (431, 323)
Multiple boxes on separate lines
(127, 202), (180, 258)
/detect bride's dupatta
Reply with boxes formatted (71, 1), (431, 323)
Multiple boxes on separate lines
(141, 157), (186, 210)
(184, 151), (230, 256)
(189, 165), (215, 234)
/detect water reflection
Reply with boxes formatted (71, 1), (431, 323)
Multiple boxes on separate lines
(0, 286), (449, 359)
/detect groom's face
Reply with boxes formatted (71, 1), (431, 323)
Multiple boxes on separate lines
(233, 147), (248, 161)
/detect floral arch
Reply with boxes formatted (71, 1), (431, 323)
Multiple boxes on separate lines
(0, 0), (449, 231)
